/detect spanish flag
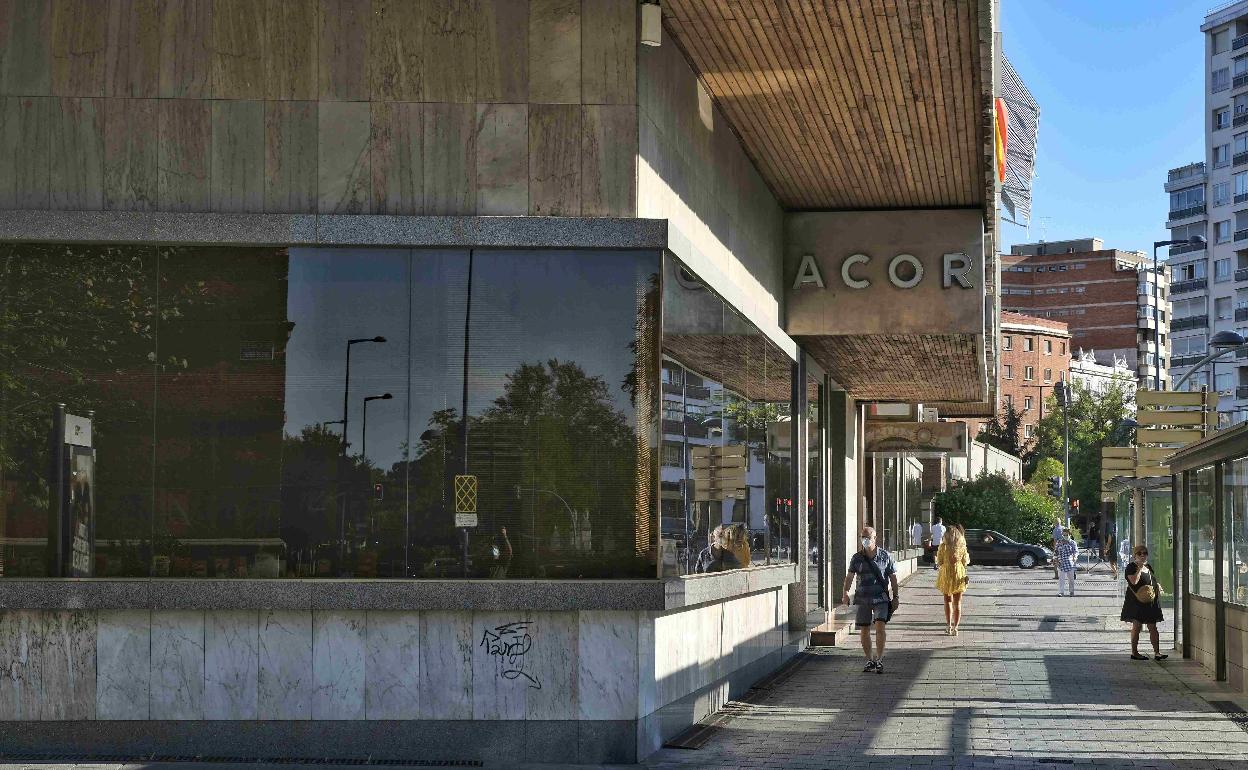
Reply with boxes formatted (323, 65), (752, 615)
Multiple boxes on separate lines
(994, 97), (1008, 183)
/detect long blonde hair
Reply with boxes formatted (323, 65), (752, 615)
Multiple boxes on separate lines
(941, 524), (966, 565)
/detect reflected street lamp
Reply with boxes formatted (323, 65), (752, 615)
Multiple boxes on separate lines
(361, 393), (393, 462)
(1152, 235), (1206, 391)
(341, 336), (387, 455)
(338, 336), (386, 574)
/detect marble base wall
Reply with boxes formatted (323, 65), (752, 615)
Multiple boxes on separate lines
(0, 585), (795, 763)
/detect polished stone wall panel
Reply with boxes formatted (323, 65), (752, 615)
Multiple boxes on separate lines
(475, 0), (526, 104)
(264, 0), (317, 100)
(364, 611), (420, 719)
(578, 610), (637, 721)
(581, 104), (635, 217)
(0, 610), (43, 720)
(423, 102), (475, 215)
(105, 0), (160, 97)
(96, 609), (150, 720)
(210, 98), (263, 211)
(0, 96), (50, 208)
(49, 96), (104, 209)
(158, 98), (211, 211)
(103, 97), (158, 209)
(418, 611), (472, 720)
(39, 610), (95, 720)
(0, 0), (51, 95)
(150, 610), (205, 720)
(423, 0), (475, 103)
(581, 0), (635, 105)
(50, 0), (106, 96)
(312, 611), (366, 720)
(317, 0), (369, 101)
(318, 100), (371, 213)
(529, 103), (581, 215)
(257, 610), (312, 720)
(525, 611), (577, 721)
(264, 99), (318, 213)
(474, 102), (527, 215)
(158, 0), (211, 98)
(210, 0), (264, 99)
(471, 611), (529, 721)
(529, 0), (580, 104)
(368, 0), (423, 102)
(370, 100), (422, 215)
(204, 610), (259, 720)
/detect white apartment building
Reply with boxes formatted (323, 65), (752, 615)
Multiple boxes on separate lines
(1160, 1), (1248, 424)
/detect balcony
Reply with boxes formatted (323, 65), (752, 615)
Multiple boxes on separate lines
(1170, 278), (1208, 295)
(1170, 241), (1206, 256)
(1171, 314), (1209, 331)
(1171, 354), (1206, 368)
(1237, 307), (1248, 322)
(1167, 162), (1207, 191)
(1167, 204), (1206, 222)
(1238, 73), (1248, 90)
(1238, 268), (1248, 282)
(1238, 386), (1248, 401)
(1238, 152), (1248, 168)
(1238, 228), (1248, 241)
(1235, 32), (1248, 50)
(1240, 347), (1248, 360)
(1236, 109), (1248, 128)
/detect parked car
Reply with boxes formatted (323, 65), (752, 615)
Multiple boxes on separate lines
(964, 528), (1053, 569)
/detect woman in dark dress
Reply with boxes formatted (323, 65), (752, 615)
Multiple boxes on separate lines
(1121, 544), (1167, 661)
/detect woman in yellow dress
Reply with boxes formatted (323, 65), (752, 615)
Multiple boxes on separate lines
(935, 524), (970, 635)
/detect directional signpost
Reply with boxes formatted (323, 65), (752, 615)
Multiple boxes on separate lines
(690, 444), (748, 501)
(1101, 389), (1217, 499)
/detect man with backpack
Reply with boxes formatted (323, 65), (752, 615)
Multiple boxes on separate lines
(843, 525), (899, 673)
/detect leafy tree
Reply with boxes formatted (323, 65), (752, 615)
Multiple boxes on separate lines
(1027, 457), (1065, 493)
(977, 405), (1025, 458)
(933, 472), (1062, 546)
(1032, 376), (1135, 517)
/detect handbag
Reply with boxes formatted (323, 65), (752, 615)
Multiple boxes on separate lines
(1133, 566), (1157, 604)
(861, 552), (896, 619)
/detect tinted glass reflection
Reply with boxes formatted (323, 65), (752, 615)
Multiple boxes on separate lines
(660, 258), (795, 576)
(0, 245), (659, 579)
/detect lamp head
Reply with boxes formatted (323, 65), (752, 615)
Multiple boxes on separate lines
(1212, 330), (1245, 350)
(1189, 235), (1207, 247)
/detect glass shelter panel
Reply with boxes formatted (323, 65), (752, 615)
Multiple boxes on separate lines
(1227, 457), (1248, 605)
(1190, 465), (1217, 598)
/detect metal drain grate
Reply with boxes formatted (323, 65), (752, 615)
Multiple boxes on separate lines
(1036, 759), (1074, 765)
(0, 753), (482, 767)
(1210, 699), (1248, 733)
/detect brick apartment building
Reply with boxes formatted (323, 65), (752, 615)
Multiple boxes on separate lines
(974, 312), (1072, 448)
(1001, 238), (1166, 387)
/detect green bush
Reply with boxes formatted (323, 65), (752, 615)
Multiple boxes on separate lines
(1027, 457), (1065, 493)
(934, 472), (1063, 546)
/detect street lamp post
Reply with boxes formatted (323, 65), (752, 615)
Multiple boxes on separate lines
(1054, 377), (1071, 522)
(361, 393), (394, 463)
(1173, 331), (1248, 391)
(1152, 235), (1206, 391)
(338, 336), (386, 574)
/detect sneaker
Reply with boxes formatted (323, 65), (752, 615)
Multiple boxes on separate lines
(875, 660), (884, 674)
(863, 660), (878, 672)
(1155, 654), (1169, 661)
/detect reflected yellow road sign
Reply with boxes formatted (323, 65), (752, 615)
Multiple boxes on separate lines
(454, 475), (478, 514)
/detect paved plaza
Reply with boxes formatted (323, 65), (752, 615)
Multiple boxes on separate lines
(644, 563), (1248, 769)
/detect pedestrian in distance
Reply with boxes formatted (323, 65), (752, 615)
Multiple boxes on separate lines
(1052, 519), (1065, 580)
(842, 526), (899, 674)
(1122, 544), (1168, 661)
(909, 520), (923, 548)
(1055, 528), (1078, 597)
(929, 516), (946, 571)
(936, 523), (970, 636)
(1103, 530), (1119, 581)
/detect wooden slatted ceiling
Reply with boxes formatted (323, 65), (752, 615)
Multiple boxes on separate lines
(663, 0), (986, 210)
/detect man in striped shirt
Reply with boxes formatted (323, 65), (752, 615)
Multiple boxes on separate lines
(1055, 528), (1078, 597)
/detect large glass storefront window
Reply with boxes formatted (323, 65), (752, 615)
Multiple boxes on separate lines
(807, 374), (823, 612)
(1226, 458), (1248, 605)
(1189, 465), (1216, 598)
(1144, 489), (1174, 595)
(659, 258), (795, 576)
(870, 453), (922, 560)
(0, 244), (660, 579)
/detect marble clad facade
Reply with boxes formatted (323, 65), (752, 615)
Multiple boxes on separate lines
(0, 585), (791, 763)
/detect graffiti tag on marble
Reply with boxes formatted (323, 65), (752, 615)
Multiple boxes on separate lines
(479, 621), (541, 689)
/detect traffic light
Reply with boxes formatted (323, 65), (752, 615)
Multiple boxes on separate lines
(373, 482), (384, 501)
(1048, 476), (1062, 498)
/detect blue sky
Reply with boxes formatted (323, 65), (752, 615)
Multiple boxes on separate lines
(999, 1), (1209, 254)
